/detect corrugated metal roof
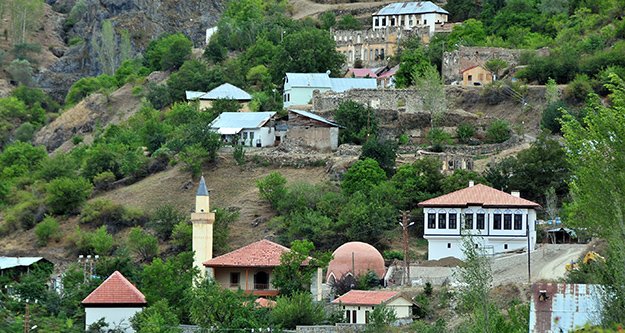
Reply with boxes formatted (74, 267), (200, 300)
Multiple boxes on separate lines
(529, 283), (602, 333)
(289, 109), (340, 127)
(286, 73), (333, 88)
(375, 1), (449, 16)
(0, 257), (47, 270)
(202, 83), (252, 100)
(330, 78), (377, 92)
(186, 91), (206, 100)
(210, 112), (276, 130)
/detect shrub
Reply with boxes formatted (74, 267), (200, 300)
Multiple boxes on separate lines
(72, 226), (114, 255)
(360, 138), (397, 176)
(563, 74), (593, 104)
(72, 135), (83, 145)
(93, 171), (116, 191)
(485, 120), (511, 144)
(36, 154), (78, 181)
(80, 199), (145, 232)
(541, 101), (567, 134)
(179, 144), (208, 178)
(148, 205), (185, 240)
(65, 75), (118, 105)
(146, 82), (172, 110)
(233, 143), (246, 166)
(341, 158), (387, 195)
(270, 292), (326, 329)
(46, 177), (93, 215)
(127, 227), (159, 262)
(427, 128), (452, 152)
(114, 59), (150, 85)
(14, 122), (36, 142)
(456, 123), (476, 144)
(171, 221), (192, 252)
(334, 101), (378, 144)
(35, 216), (61, 246)
(7, 59), (34, 86)
(4, 198), (46, 230)
(144, 33), (193, 71)
(257, 172), (288, 209)
(383, 250), (404, 260)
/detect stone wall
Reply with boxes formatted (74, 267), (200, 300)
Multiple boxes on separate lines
(442, 46), (524, 83)
(296, 324), (366, 333)
(313, 89), (424, 113)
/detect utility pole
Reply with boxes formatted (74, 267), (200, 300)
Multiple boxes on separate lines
(399, 210), (415, 286)
(527, 220), (531, 284)
(23, 303), (29, 333)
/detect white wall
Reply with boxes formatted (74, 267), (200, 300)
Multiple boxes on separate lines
(85, 307), (143, 333)
(340, 300), (411, 324)
(238, 127), (275, 147)
(284, 87), (331, 107)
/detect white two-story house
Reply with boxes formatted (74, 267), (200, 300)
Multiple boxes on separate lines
(418, 182), (541, 260)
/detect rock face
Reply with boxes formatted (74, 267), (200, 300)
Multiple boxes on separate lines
(38, 0), (224, 101)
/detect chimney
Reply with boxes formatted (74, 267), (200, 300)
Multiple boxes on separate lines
(511, 191), (520, 198)
(468, 181), (474, 187)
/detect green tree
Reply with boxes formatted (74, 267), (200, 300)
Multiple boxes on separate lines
(341, 158), (387, 196)
(257, 172), (288, 209)
(414, 65), (446, 127)
(484, 58), (507, 80)
(127, 227), (159, 263)
(46, 177), (93, 215)
(365, 305), (396, 333)
(179, 144), (208, 178)
(427, 128), (452, 152)
(65, 75), (118, 105)
(447, 19), (487, 47)
(167, 60), (224, 101)
(34, 216), (61, 246)
(334, 100), (377, 144)
(444, 0), (483, 22)
(360, 138), (397, 176)
(391, 157), (444, 208)
(561, 74), (625, 324)
(457, 122), (477, 144)
(7, 59), (33, 86)
(441, 170), (489, 193)
(270, 292), (326, 329)
(91, 20), (118, 75)
(336, 15), (362, 30)
(319, 12), (336, 30)
(148, 205), (185, 240)
(485, 119), (511, 143)
(144, 33), (193, 71)
(9, 0), (44, 44)
(271, 29), (345, 81)
(395, 47), (432, 88)
(131, 300), (181, 333)
(272, 240), (332, 297)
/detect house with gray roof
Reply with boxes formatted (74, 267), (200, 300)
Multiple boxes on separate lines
(209, 112), (277, 147)
(372, 2), (449, 35)
(186, 83), (252, 111)
(285, 109), (341, 151)
(283, 73), (377, 108)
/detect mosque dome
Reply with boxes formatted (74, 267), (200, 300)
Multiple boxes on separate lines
(326, 242), (385, 283)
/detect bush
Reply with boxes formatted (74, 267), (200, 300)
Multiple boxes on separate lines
(233, 143), (246, 165)
(72, 226), (114, 255)
(427, 128), (452, 152)
(383, 250), (404, 260)
(144, 33), (193, 71)
(148, 205), (185, 240)
(341, 158), (387, 195)
(114, 59), (150, 85)
(485, 120), (511, 144)
(80, 199), (145, 232)
(171, 221), (192, 252)
(270, 292), (326, 329)
(93, 171), (116, 191)
(7, 59), (34, 86)
(563, 74), (593, 104)
(127, 227), (159, 262)
(334, 101), (378, 144)
(35, 216), (61, 246)
(65, 75), (118, 105)
(257, 172), (288, 209)
(456, 123), (476, 144)
(179, 144), (208, 178)
(46, 177), (93, 215)
(541, 101), (567, 134)
(4, 198), (46, 230)
(360, 138), (397, 176)
(14, 122), (36, 142)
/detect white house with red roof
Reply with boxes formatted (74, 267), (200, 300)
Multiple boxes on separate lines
(203, 239), (300, 297)
(82, 271), (147, 332)
(332, 290), (413, 324)
(418, 182), (541, 260)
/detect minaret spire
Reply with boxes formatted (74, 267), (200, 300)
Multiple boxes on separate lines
(192, 176), (215, 280)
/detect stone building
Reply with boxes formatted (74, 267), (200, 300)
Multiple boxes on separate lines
(462, 65), (493, 86)
(442, 46), (524, 84)
(285, 109), (341, 151)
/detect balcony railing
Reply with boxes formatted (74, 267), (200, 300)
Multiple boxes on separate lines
(254, 283), (269, 290)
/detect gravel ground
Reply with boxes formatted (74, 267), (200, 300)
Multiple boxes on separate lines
(409, 243), (589, 286)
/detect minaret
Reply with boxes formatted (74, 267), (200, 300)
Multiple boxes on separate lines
(192, 176), (215, 280)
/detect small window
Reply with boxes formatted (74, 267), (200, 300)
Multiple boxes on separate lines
(345, 311), (350, 323)
(352, 310), (357, 324)
(250, 132), (255, 140)
(464, 213), (474, 230)
(428, 213), (436, 229)
(514, 214), (523, 230)
(477, 213), (485, 229)
(468, 74), (473, 81)
(504, 214), (512, 230)
(365, 311), (370, 323)
(424, 19), (427, 24)
(229, 272), (240, 288)
(449, 214), (457, 229)
(504, 244), (508, 250)
(494, 214), (502, 230)
(243, 132), (248, 140)
(475, 244), (479, 249)
(447, 243), (451, 248)
(438, 213), (447, 229)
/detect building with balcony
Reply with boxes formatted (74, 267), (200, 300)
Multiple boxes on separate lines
(418, 182), (541, 260)
(372, 2), (449, 35)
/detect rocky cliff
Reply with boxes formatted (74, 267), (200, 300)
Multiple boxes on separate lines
(37, 0), (224, 101)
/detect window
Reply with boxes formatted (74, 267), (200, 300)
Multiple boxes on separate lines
(286, 94), (290, 102)
(449, 213), (457, 229)
(250, 132), (254, 140)
(504, 244), (508, 250)
(479, 73), (484, 81)
(229, 272), (240, 288)
(428, 213), (436, 228)
(352, 310), (357, 324)
(409, 19), (413, 25)
(468, 74), (473, 81)
(477, 213), (485, 229)
(464, 213), (473, 230)
(424, 19), (427, 24)
(253, 271), (269, 290)
(447, 243), (451, 248)
(242, 132), (248, 140)
(504, 214), (512, 230)
(375, 18), (379, 26)
(346, 311), (351, 323)
(514, 214), (523, 230)
(365, 311), (370, 323)
(382, 18), (386, 26)
(390, 17), (395, 25)
(380, 48), (385, 59)
(438, 213), (446, 229)
(493, 214), (502, 230)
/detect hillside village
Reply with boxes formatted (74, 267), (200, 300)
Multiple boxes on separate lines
(1, 0), (625, 332)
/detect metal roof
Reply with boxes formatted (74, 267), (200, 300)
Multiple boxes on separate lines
(329, 78), (377, 92)
(196, 176), (209, 196)
(529, 283), (602, 333)
(374, 1), (449, 16)
(209, 112), (276, 130)
(202, 83), (252, 100)
(289, 109), (340, 127)
(285, 73), (333, 88)
(0, 257), (47, 270)
(185, 91), (206, 100)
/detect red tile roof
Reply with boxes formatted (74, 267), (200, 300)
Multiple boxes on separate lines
(203, 239), (293, 268)
(347, 68), (378, 78)
(82, 271), (146, 305)
(461, 65), (489, 73)
(332, 290), (400, 306)
(418, 184), (541, 208)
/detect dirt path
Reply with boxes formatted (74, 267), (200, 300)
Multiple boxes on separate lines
(289, 0), (395, 19)
(536, 245), (587, 280)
